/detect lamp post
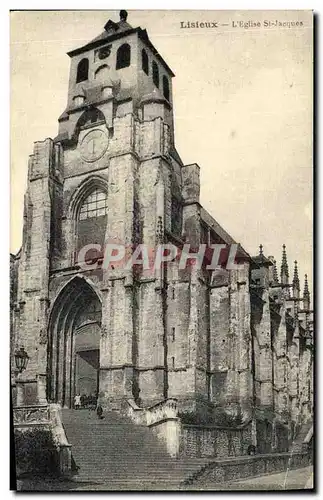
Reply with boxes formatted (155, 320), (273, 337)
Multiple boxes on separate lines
(14, 346), (29, 406)
(14, 346), (29, 374)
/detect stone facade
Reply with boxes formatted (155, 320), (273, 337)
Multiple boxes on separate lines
(11, 12), (313, 450)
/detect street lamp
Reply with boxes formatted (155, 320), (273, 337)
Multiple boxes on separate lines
(14, 346), (29, 374)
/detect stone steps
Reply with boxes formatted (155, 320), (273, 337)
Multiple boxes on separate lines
(61, 409), (210, 488)
(290, 420), (313, 452)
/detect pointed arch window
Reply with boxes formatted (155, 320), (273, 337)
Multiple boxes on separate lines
(163, 75), (170, 101)
(152, 61), (159, 88)
(77, 188), (108, 257)
(79, 189), (108, 220)
(76, 58), (89, 83)
(116, 43), (131, 70)
(142, 49), (149, 75)
(76, 108), (105, 132)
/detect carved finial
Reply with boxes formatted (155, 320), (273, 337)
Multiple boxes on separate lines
(280, 244), (289, 285)
(303, 273), (310, 310)
(120, 10), (128, 22)
(259, 244), (263, 256)
(293, 261), (300, 287)
(292, 260), (300, 299)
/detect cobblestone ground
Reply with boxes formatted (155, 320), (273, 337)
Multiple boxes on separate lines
(15, 466), (313, 491)
(186, 466), (314, 491)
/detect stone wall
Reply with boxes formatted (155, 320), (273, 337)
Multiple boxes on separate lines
(251, 290), (273, 409)
(14, 426), (58, 477)
(14, 139), (60, 405)
(179, 423), (253, 458)
(208, 264), (253, 421)
(189, 451), (312, 487)
(180, 417), (291, 458)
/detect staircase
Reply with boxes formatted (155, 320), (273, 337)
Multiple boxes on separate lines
(291, 420), (313, 453)
(61, 409), (210, 490)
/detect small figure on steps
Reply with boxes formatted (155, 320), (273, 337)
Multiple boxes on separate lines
(247, 444), (256, 455)
(74, 393), (81, 410)
(97, 404), (104, 419)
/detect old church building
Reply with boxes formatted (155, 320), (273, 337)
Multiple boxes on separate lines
(11, 11), (313, 451)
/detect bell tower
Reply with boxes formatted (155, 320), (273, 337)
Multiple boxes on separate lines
(56, 10), (175, 146)
(52, 10), (181, 409)
(14, 10), (189, 410)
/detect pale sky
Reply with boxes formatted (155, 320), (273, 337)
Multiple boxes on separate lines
(10, 10), (313, 293)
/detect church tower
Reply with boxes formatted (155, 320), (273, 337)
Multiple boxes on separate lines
(57, 9), (175, 148)
(11, 13), (313, 455)
(14, 11), (191, 410)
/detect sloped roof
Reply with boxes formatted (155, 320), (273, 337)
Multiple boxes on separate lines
(139, 88), (169, 106)
(67, 18), (175, 76)
(200, 206), (250, 260)
(86, 19), (133, 47)
(252, 254), (273, 266)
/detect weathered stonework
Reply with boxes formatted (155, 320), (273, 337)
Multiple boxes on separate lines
(10, 12), (313, 453)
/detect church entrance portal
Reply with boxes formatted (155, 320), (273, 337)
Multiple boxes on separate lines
(48, 277), (102, 408)
(75, 349), (100, 399)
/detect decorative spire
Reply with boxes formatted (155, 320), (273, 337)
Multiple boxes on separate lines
(292, 260), (300, 299)
(259, 244), (263, 256)
(280, 244), (289, 285)
(303, 274), (310, 311)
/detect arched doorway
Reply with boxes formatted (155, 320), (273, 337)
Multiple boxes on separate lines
(47, 277), (101, 408)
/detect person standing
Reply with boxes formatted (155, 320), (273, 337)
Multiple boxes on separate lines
(74, 393), (81, 410)
(97, 404), (103, 419)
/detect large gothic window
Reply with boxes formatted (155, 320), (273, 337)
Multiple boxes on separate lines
(76, 58), (89, 83)
(116, 43), (131, 70)
(79, 189), (108, 220)
(77, 188), (108, 260)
